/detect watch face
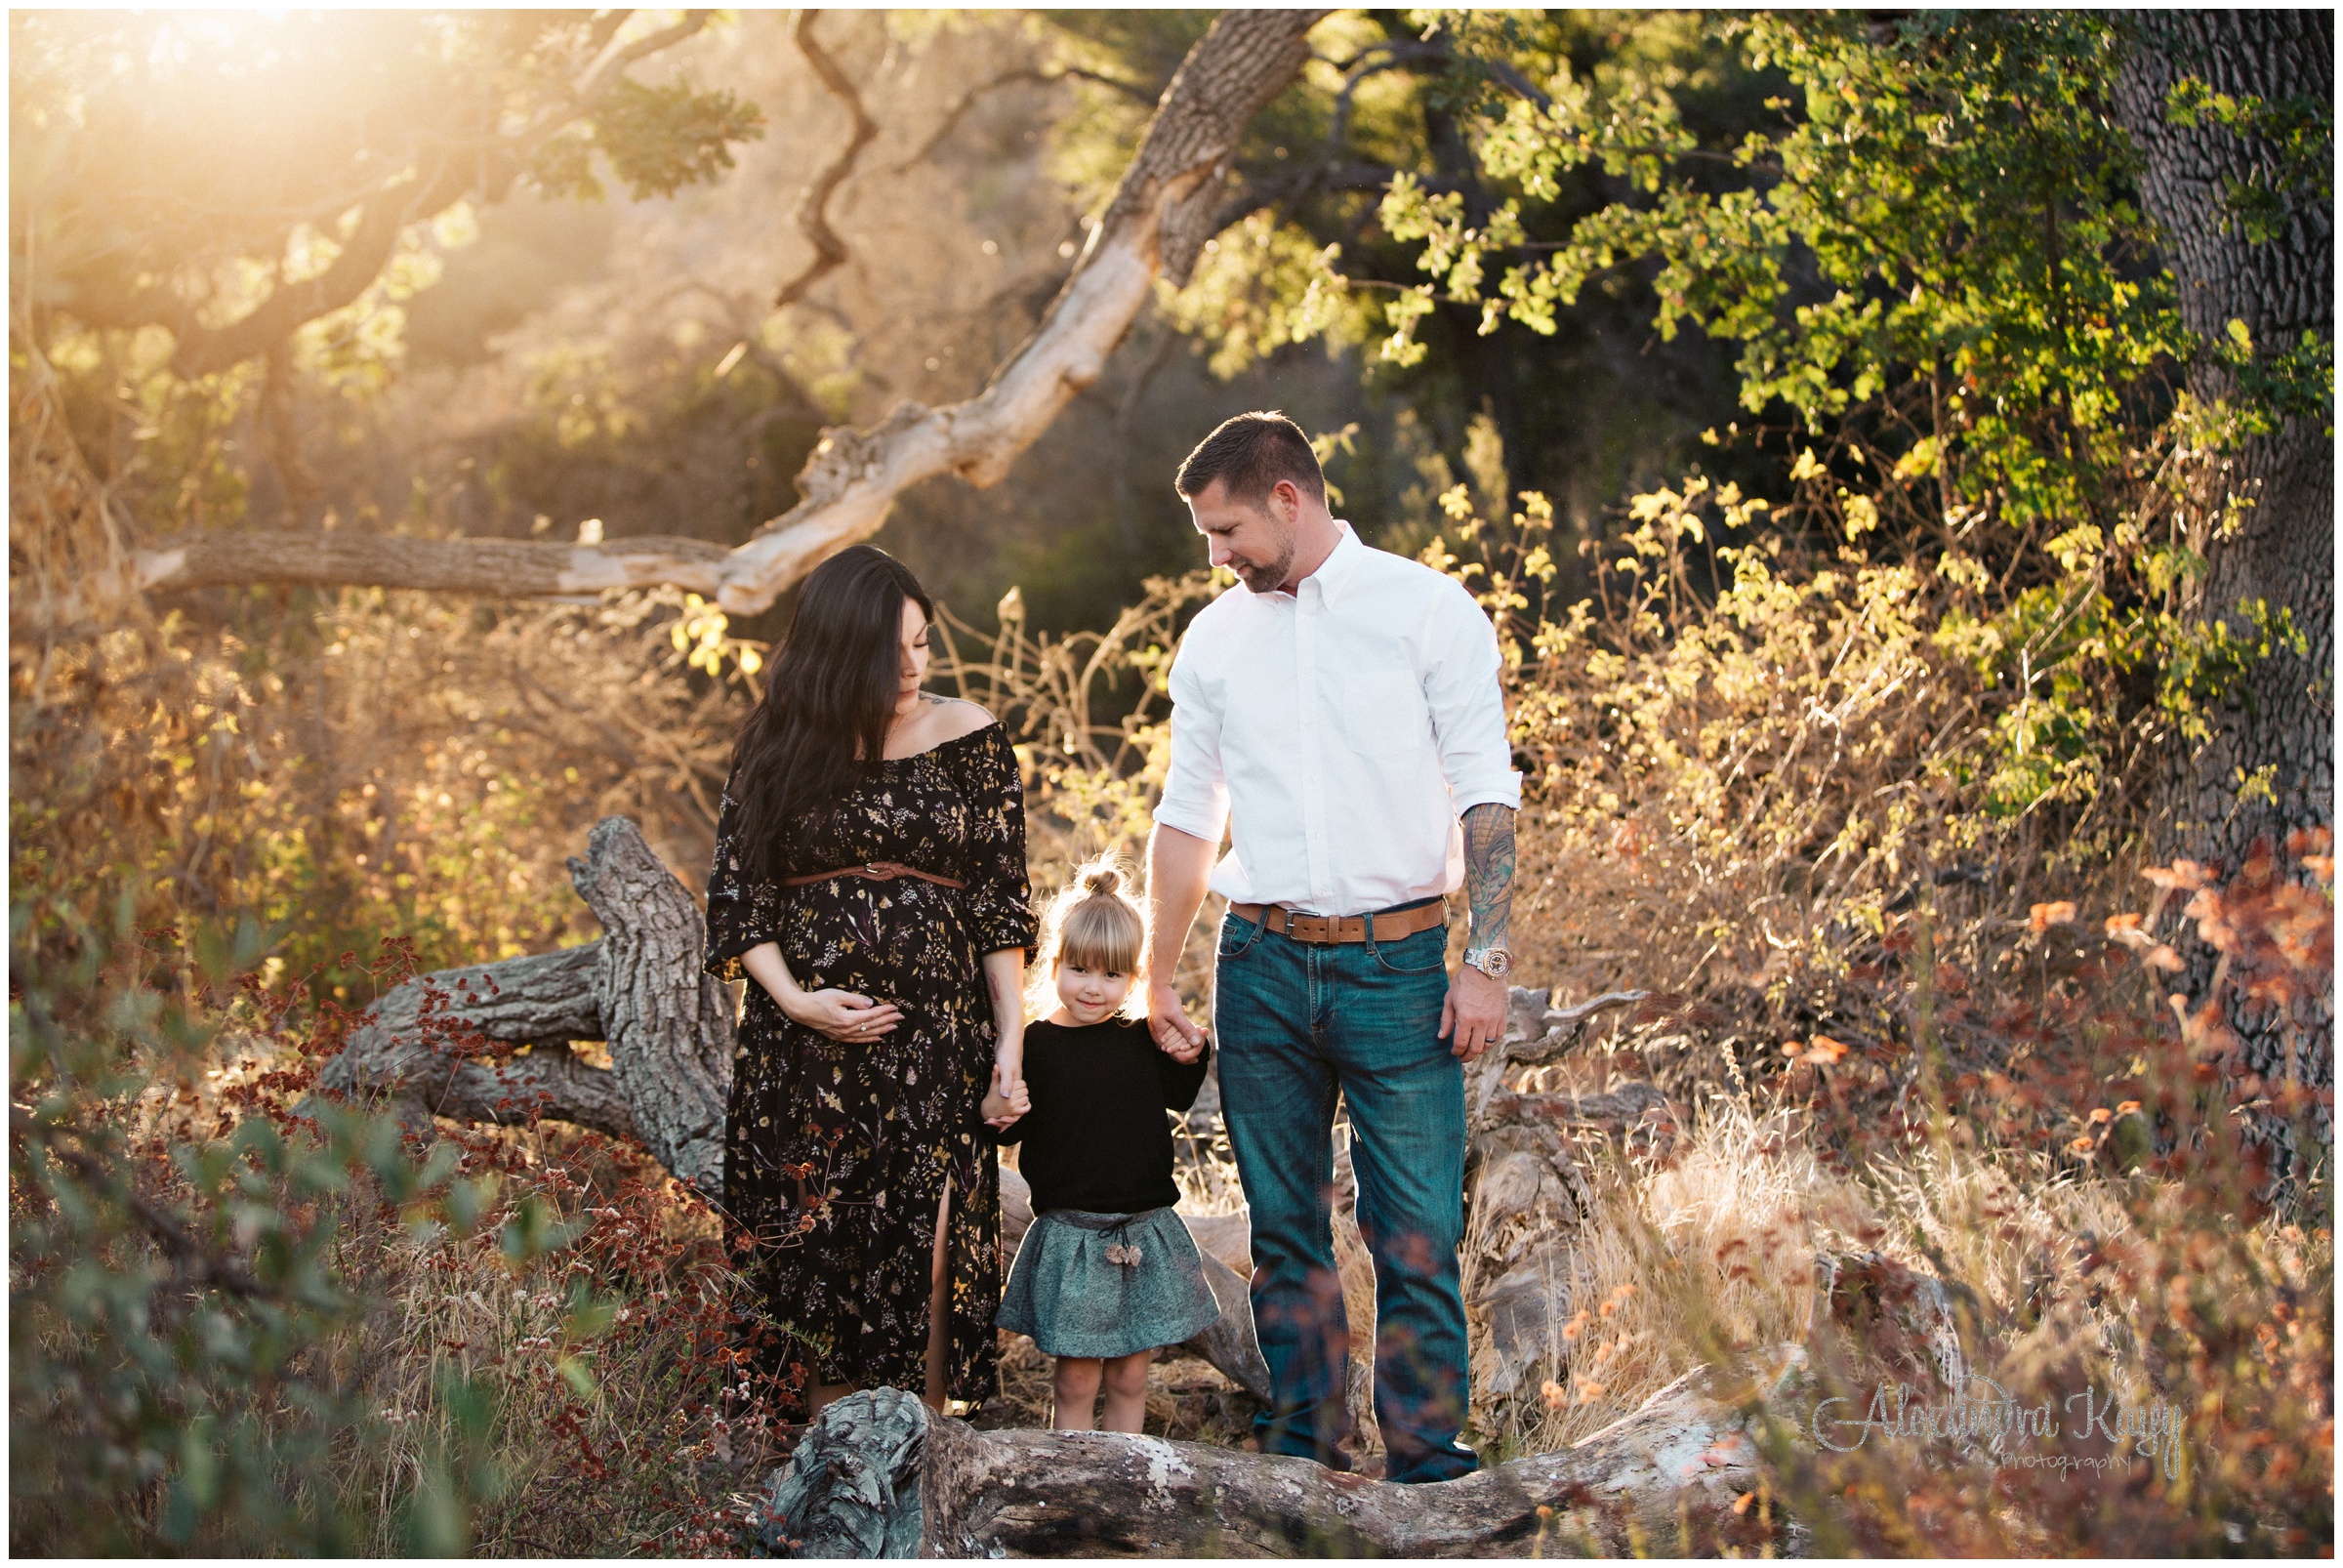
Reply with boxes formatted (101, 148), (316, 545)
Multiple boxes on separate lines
(1474, 948), (1511, 977)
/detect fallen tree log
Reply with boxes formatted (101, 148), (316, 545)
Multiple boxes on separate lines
(312, 939), (637, 1139)
(747, 1251), (1977, 1556)
(753, 1359), (1807, 1558)
(313, 815), (733, 1194)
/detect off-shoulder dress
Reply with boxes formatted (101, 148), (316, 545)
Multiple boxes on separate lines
(704, 720), (1035, 1406)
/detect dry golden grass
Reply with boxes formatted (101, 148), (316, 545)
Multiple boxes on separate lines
(1471, 1091), (2167, 1464)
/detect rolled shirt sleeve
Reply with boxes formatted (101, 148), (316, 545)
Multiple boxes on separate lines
(1151, 643), (1232, 844)
(1422, 577), (1522, 817)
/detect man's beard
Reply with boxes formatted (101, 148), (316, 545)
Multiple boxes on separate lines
(1228, 535), (1295, 595)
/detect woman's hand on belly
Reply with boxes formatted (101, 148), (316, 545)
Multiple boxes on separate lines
(782, 986), (905, 1043)
(740, 940), (904, 1042)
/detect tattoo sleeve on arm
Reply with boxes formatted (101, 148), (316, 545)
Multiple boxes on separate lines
(1461, 803), (1516, 952)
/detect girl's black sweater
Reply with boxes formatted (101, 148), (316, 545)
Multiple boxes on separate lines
(992, 1016), (1212, 1215)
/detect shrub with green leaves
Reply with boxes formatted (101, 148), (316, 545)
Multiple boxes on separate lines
(1289, 10), (2331, 828)
(8, 893), (569, 1554)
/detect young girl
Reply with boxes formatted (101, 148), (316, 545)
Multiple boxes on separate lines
(982, 856), (1220, 1433)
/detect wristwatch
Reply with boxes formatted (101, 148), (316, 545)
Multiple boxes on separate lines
(1463, 944), (1511, 979)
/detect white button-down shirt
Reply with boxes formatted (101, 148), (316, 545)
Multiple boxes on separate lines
(1153, 520), (1521, 915)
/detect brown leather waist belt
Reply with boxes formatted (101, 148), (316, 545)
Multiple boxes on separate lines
(782, 860), (966, 890)
(1228, 899), (1447, 945)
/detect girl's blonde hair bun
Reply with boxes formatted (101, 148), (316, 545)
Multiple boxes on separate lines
(1027, 852), (1147, 1018)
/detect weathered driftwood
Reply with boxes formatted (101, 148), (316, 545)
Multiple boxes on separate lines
(313, 815), (733, 1195)
(753, 1356), (1807, 1559)
(999, 1165), (1270, 1401)
(1468, 985), (1654, 1122)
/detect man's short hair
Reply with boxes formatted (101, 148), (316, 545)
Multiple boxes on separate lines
(1173, 411), (1326, 509)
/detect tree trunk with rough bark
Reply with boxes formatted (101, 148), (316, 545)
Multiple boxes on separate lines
(312, 815), (733, 1194)
(130, 10), (1329, 615)
(566, 814), (737, 1193)
(2112, 12), (2333, 1113)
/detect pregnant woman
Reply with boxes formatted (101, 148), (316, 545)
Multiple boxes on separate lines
(704, 544), (1035, 1416)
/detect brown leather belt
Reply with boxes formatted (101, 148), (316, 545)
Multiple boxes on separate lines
(783, 860), (966, 890)
(1228, 899), (1447, 945)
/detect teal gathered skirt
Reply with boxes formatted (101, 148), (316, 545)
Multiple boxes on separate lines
(997, 1206), (1221, 1359)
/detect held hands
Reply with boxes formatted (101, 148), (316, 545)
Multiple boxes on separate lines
(981, 1059), (1030, 1130)
(777, 985), (904, 1044)
(1147, 977), (1206, 1064)
(1439, 964), (1506, 1063)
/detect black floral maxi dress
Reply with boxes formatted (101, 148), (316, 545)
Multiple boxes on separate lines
(703, 722), (1035, 1407)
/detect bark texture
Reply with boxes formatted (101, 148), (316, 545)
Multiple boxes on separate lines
(129, 10), (1329, 615)
(2112, 11), (2333, 1105)
(133, 529), (733, 599)
(753, 1361), (1805, 1558)
(567, 814), (737, 1193)
(312, 940), (637, 1140)
(312, 816), (733, 1194)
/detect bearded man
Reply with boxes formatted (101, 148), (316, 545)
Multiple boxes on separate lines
(1144, 410), (1517, 1484)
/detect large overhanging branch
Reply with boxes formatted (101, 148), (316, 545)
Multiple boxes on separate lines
(171, 159), (473, 378)
(130, 8), (1329, 613)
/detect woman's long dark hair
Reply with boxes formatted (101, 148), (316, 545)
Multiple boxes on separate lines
(729, 545), (933, 881)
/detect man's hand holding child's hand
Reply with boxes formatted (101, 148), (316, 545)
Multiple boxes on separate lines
(1148, 979), (1207, 1064)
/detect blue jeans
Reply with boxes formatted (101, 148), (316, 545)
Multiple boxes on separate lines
(1212, 906), (1478, 1485)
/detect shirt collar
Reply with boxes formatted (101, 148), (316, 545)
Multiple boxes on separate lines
(1296, 520), (1364, 608)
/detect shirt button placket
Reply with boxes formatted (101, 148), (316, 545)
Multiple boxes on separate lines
(1299, 585), (1332, 910)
